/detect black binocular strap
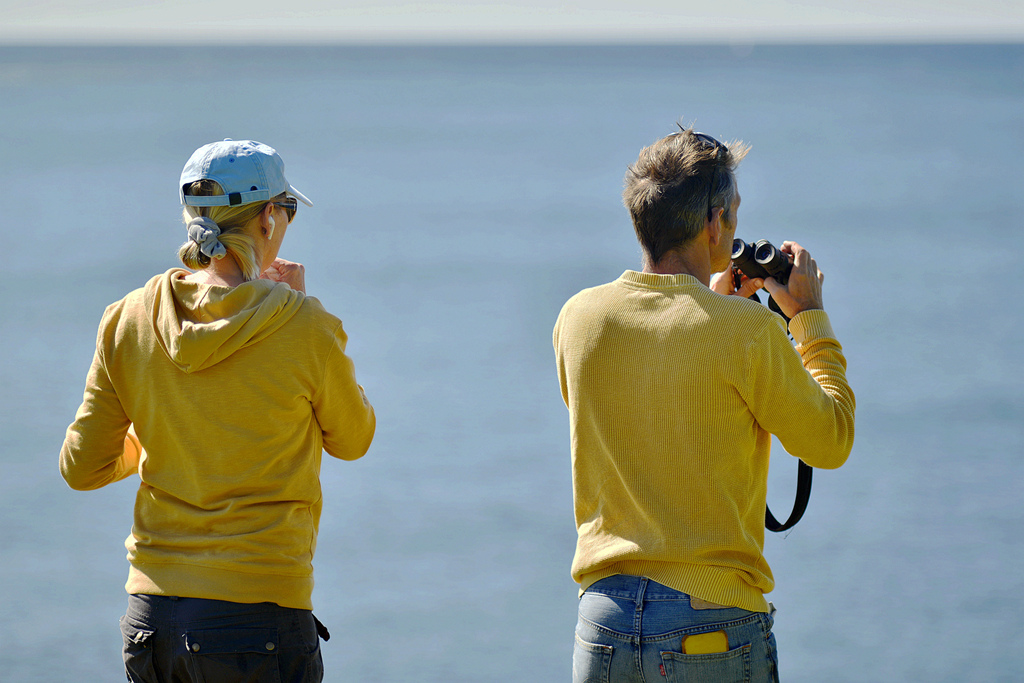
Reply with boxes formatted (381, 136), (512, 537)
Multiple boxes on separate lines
(765, 460), (813, 532)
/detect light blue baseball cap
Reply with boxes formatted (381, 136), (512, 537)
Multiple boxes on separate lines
(179, 139), (312, 208)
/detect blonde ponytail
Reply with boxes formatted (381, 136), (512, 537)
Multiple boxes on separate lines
(178, 179), (267, 281)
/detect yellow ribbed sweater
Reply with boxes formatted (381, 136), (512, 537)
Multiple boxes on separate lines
(553, 270), (855, 612)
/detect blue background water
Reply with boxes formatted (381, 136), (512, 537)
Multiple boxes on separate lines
(1, 44), (1022, 681)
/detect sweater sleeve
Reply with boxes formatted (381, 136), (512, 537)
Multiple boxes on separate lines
(313, 320), (376, 461)
(742, 309), (856, 470)
(59, 328), (142, 490)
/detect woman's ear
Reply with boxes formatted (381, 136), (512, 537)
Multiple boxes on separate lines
(261, 202), (276, 240)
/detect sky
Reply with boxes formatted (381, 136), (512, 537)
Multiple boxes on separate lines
(1, 0), (1022, 44)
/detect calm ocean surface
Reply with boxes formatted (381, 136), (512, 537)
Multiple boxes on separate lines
(1, 44), (1021, 681)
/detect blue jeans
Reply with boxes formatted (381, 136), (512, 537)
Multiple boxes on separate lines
(119, 594), (325, 683)
(573, 575), (779, 683)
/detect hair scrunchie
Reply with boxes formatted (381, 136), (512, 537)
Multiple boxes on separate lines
(187, 216), (227, 259)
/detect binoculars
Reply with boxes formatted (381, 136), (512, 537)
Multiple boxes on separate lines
(731, 239), (792, 286)
(732, 238), (815, 531)
(731, 239), (792, 319)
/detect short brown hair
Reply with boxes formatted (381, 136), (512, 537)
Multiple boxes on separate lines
(623, 126), (749, 265)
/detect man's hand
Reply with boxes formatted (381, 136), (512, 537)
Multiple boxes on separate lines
(260, 258), (306, 294)
(762, 241), (824, 319)
(710, 266), (764, 298)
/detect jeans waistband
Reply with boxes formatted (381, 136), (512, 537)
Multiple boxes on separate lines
(584, 575), (689, 600)
(584, 574), (732, 609)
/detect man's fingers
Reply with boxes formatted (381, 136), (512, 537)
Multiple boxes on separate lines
(736, 278), (764, 298)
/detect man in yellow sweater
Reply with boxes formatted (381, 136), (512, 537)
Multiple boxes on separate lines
(553, 127), (855, 682)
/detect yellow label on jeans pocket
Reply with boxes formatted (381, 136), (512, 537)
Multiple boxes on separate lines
(682, 630), (729, 654)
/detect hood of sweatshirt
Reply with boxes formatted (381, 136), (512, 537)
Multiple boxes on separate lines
(143, 269), (306, 374)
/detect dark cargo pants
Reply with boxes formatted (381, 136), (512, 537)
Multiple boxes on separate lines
(120, 594), (327, 683)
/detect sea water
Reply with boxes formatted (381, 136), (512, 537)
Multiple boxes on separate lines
(0, 44), (1021, 682)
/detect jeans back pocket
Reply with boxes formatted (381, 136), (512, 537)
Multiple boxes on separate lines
(573, 632), (614, 683)
(660, 644), (751, 683)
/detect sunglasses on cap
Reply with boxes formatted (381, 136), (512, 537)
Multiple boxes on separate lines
(272, 197), (298, 222)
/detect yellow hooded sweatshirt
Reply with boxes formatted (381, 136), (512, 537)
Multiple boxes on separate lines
(61, 269), (375, 610)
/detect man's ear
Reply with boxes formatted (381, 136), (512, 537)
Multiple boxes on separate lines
(706, 206), (724, 247)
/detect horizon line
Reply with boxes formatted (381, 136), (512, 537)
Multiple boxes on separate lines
(1, 34), (1022, 48)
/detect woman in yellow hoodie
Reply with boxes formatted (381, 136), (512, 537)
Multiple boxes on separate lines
(60, 139), (376, 683)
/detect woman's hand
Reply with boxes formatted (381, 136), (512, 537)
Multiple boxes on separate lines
(260, 258), (306, 294)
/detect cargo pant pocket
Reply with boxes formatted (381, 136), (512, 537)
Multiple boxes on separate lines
(120, 615), (158, 683)
(184, 627), (282, 683)
(660, 644), (751, 683)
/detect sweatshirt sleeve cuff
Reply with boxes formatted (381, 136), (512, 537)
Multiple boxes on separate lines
(788, 309), (836, 344)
